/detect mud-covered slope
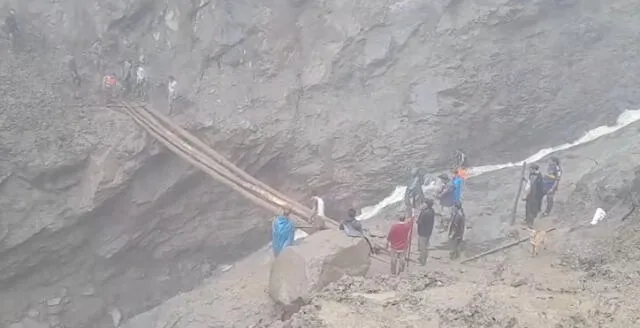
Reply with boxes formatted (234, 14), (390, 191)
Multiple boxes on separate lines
(2, 0), (640, 327)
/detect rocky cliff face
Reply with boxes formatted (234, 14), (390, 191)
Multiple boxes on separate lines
(2, 0), (640, 326)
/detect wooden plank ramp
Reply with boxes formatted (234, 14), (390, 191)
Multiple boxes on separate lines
(119, 101), (339, 230)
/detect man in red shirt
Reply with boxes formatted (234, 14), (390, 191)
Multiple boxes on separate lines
(386, 215), (414, 275)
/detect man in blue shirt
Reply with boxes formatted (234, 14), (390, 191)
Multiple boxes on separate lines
(272, 208), (295, 257)
(452, 169), (464, 204)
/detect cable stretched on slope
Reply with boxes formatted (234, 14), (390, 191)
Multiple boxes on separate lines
(120, 101), (338, 229)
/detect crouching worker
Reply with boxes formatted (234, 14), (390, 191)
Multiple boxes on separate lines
(340, 208), (374, 253)
(387, 215), (414, 275)
(272, 208), (295, 257)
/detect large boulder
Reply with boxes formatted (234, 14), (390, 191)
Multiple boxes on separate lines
(268, 230), (370, 307)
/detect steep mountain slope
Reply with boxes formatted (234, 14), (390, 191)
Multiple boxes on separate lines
(2, 0), (640, 326)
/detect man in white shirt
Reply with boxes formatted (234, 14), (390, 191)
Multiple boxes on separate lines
(135, 66), (146, 99)
(168, 75), (177, 113)
(311, 196), (326, 231)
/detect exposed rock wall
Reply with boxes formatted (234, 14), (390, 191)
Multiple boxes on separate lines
(2, 0), (640, 326)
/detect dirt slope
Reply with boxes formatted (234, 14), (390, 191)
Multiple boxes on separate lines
(120, 119), (640, 328)
(2, 0), (640, 326)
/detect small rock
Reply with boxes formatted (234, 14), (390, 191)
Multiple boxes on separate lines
(81, 285), (96, 296)
(10, 318), (48, 328)
(200, 263), (211, 275)
(510, 278), (527, 288)
(47, 304), (63, 315)
(110, 308), (122, 327)
(28, 308), (40, 318)
(47, 315), (61, 328)
(505, 317), (518, 328)
(46, 298), (62, 307)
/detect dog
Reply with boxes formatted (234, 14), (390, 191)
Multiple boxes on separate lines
(529, 229), (547, 257)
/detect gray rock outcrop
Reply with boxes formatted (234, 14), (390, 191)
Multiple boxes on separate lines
(269, 230), (370, 307)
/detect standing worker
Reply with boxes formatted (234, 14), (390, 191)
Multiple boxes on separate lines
(310, 196), (326, 231)
(386, 215), (414, 275)
(102, 72), (117, 103)
(454, 149), (467, 169)
(417, 198), (436, 265)
(452, 168), (464, 204)
(436, 173), (455, 229)
(121, 59), (133, 96)
(66, 55), (81, 98)
(404, 168), (425, 217)
(523, 163), (545, 227)
(135, 63), (147, 100)
(167, 75), (177, 114)
(448, 201), (465, 260)
(542, 156), (562, 216)
(272, 208), (295, 257)
(4, 9), (18, 46)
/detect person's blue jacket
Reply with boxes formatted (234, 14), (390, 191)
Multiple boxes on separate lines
(452, 176), (463, 203)
(272, 215), (295, 257)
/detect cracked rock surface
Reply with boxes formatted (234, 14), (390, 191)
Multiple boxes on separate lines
(2, 0), (640, 327)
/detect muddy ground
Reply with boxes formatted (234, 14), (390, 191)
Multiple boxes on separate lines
(119, 118), (640, 328)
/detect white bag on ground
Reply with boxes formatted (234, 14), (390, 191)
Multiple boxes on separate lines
(591, 208), (606, 225)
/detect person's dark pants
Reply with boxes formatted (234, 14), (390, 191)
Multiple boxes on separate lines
(544, 191), (555, 215)
(390, 249), (407, 275)
(525, 198), (542, 227)
(448, 217), (465, 259)
(418, 235), (431, 265)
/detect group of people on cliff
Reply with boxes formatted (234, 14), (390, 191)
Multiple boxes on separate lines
(100, 59), (177, 112)
(272, 149), (563, 276)
(3, 9), (179, 111)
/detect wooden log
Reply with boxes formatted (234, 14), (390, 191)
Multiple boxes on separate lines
(511, 162), (527, 225)
(461, 227), (556, 264)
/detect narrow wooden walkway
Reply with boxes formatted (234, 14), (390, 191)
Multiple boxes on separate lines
(119, 101), (339, 230)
